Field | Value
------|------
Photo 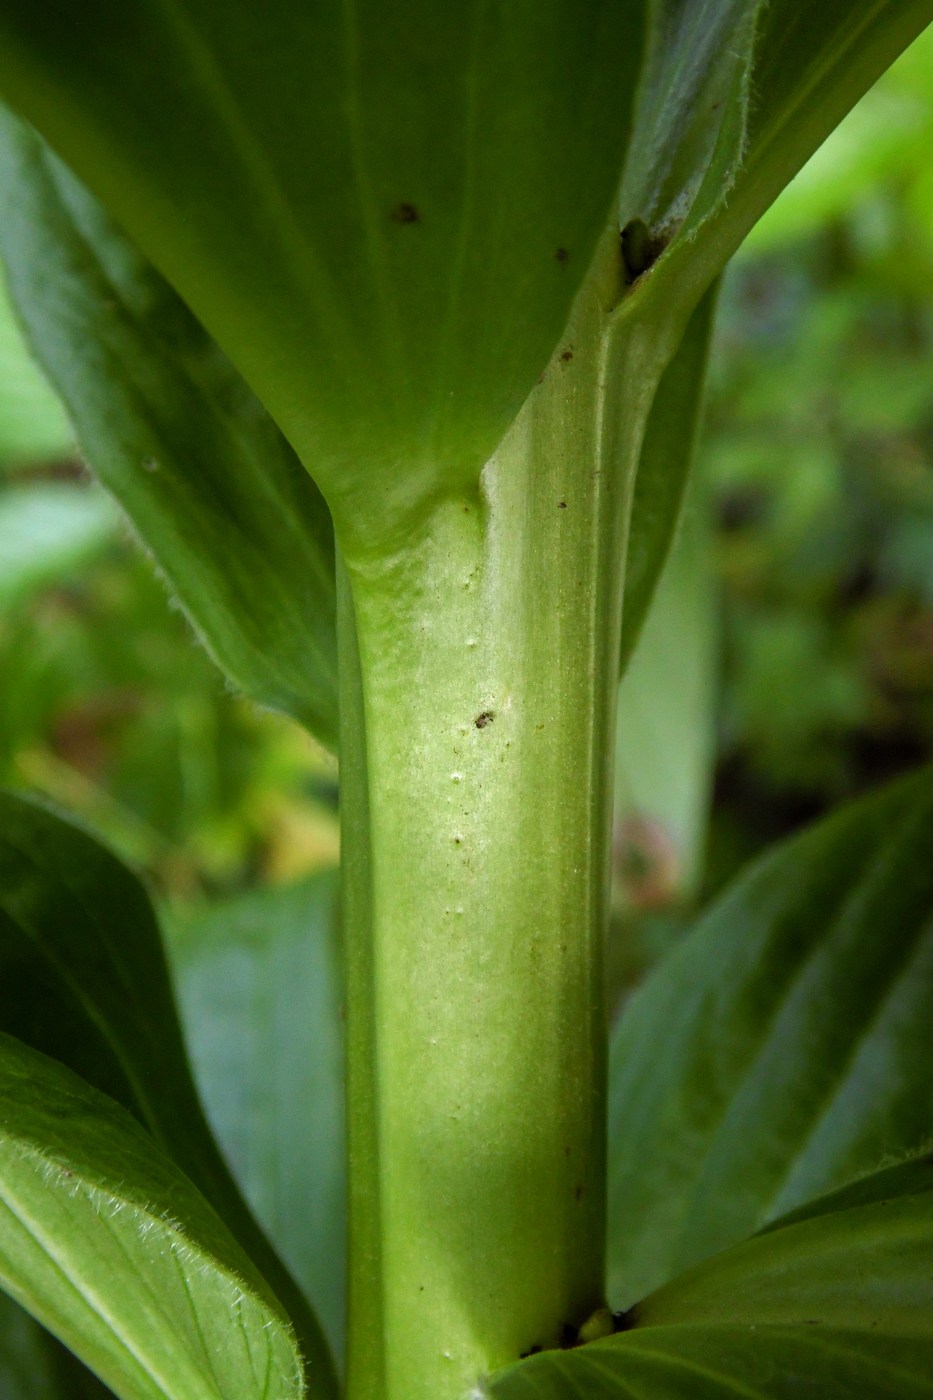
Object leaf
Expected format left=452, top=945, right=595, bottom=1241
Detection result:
left=631, top=1154, right=933, bottom=1330
left=0, top=789, right=337, bottom=1395
left=485, top=1156, right=933, bottom=1398
left=619, top=281, right=718, bottom=676
left=0, top=1290, right=111, bottom=1399
left=0, top=1033, right=304, bottom=1400
left=614, top=478, right=716, bottom=907
left=607, top=767, right=933, bottom=1306
left=0, top=2, right=646, bottom=556
left=0, top=483, right=118, bottom=608
left=617, top=1, right=933, bottom=340
left=0, top=114, right=338, bottom=748
left=169, top=875, right=346, bottom=1357
left=0, top=267, right=72, bottom=468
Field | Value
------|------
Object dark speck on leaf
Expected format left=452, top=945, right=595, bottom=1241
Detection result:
left=558, top=501, right=567, bottom=510
left=555, top=247, right=569, bottom=263
left=560, top=348, right=573, bottom=362
left=392, top=202, right=420, bottom=224
left=475, top=711, right=495, bottom=729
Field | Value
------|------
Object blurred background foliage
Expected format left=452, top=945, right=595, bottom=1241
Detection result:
left=2, top=25, right=933, bottom=985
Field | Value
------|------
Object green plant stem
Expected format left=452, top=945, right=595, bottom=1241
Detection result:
left=338, top=232, right=649, bottom=1399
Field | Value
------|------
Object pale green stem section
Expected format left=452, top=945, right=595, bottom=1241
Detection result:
left=339, top=233, right=654, bottom=1400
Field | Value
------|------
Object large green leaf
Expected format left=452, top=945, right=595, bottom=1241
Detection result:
left=608, top=768, right=933, bottom=1306
left=485, top=1156, right=933, bottom=1398
left=0, top=789, right=337, bottom=1395
left=0, top=2, right=644, bottom=556
left=0, top=483, right=118, bottom=608
left=0, top=1033, right=304, bottom=1400
left=170, top=875, right=346, bottom=1358
left=0, top=115, right=338, bottom=746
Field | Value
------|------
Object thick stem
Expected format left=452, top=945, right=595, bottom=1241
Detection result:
left=339, top=234, right=643, bottom=1400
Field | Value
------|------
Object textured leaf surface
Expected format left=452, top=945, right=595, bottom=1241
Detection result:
left=0, top=483, right=118, bottom=607
left=0, top=1, right=644, bottom=555
left=486, top=1157, right=933, bottom=1398
left=0, top=114, right=338, bottom=746
left=608, top=768, right=933, bottom=1306
left=0, top=790, right=336, bottom=1394
left=170, top=875, right=345, bottom=1356
left=0, top=1034, right=303, bottom=1400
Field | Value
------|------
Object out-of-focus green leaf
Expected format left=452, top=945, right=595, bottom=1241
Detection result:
left=620, top=282, right=718, bottom=677
left=486, top=1156, right=933, bottom=1398
left=614, top=479, right=716, bottom=908
left=0, top=1034, right=305, bottom=1400
left=0, top=115, right=338, bottom=748
left=0, top=789, right=336, bottom=1395
left=0, top=267, right=72, bottom=468
left=608, top=768, right=933, bottom=1306
left=170, top=874, right=345, bottom=1357
left=0, top=3, right=644, bottom=557
left=0, top=484, right=118, bottom=608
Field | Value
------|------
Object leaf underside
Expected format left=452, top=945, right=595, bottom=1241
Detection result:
left=0, top=790, right=336, bottom=1393
left=0, top=1033, right=304, bottom=1400
left=0, top=1, right=645, bottom=553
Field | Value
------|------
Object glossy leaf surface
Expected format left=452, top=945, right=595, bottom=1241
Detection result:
left=170, top=875, right=346, bottom=1356
left=0, top=1034, right=303, bottom=1400
left=608, top=768, right=933, bottom=1306
left=0, top=790, right=336, bottom=1394
left=0, top=2, right=643, bottom=555
left=0, top=114, right=338, bottom=746
left=486, top=1157, right=933, bottom=1398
